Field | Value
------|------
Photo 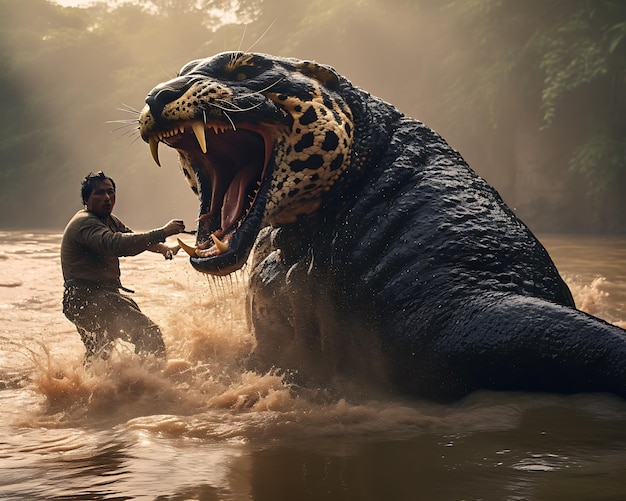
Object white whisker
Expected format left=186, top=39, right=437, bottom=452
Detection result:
left=233, top=78, right=284, bottom=100
left=151, top=59, right=176, bottom=80
left=223, top=110, right=237, bottom=131
left=118, top=103, right=142, bottom=115
left=109, top=123, right=139, bottom=133
left=245, top=20, right=276, bottom=53
left=236, top=24, right=248, bottom=53
left=120, top=130, right=139, bottom=140
left=105, top=119, right=139, bottom=125
left=214, top=99, right=264, bottom=113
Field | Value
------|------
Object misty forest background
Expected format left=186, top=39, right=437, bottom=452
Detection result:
left=0, top=0, right=625, bottom=233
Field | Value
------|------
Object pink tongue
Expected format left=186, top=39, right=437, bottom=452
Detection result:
left=221, top=162, right=258, bottom=231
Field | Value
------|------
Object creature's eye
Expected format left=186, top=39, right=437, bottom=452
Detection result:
left=235, top=72, right=247, bottom=81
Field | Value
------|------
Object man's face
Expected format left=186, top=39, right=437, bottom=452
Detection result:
left=86, top=179, right=116, bottom=218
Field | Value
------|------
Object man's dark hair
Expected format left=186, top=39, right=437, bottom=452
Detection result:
left=81, top=171, right=115, bottom=204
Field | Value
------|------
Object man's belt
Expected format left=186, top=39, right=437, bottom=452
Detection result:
left=64, top=279, right=135, bottom=293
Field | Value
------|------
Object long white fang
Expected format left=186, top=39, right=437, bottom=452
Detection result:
left=149, top=137, right=161, bottom=167
left=211, top=233, right=229, bottom=253
left=192, top=121, right=207, bottom=153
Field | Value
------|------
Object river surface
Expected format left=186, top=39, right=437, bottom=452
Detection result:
left=0, top=230, right=625, bottom=500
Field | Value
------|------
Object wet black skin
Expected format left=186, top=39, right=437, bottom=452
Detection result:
left=247, top=116, right=626, bottom=401
left=144, top=53, right=626, bottom=401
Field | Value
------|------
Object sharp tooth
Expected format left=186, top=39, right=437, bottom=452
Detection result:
left=211, top=233, right=229, bottom=254
left=149, top=137, right=161, bottom=167
left=192, top=121, right=207, bottom=153
left=177, top=238, right=198, bottom=256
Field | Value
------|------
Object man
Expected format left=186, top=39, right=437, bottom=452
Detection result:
left=61, top=171, right=186, bottom=363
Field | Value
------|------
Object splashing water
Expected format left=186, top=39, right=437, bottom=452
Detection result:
left=18, top=253, right=438, bottom=443
left=1, top=231, right=626, bottom=500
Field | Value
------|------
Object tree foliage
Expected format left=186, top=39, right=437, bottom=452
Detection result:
left=0, top=0, right=624, bottom=231
left=422, top=0, right=626, bottom=228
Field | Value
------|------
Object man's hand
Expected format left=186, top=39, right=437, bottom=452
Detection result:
left=148, top=220, right=185, bottom=258
left=148, top=242, right=181, bottom=259
left=161, top=219, right=186, bottom=237
left=163, top=244, right=181, bottom=260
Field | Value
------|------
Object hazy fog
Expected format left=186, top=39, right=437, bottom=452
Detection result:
left=1, top=0, right=624, bottom=232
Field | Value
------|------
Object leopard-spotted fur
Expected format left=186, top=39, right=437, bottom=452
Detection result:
left=139, top=53, right=355, bottom=240
left=263, top=87, right=353, bottom=224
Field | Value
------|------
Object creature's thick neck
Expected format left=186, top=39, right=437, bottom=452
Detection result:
left=314, top=84, right=404, bottom=222
left=345, top=83, right=404, bottom=178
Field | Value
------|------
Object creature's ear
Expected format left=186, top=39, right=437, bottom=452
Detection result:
left=297, top=60, right=340, bottom=89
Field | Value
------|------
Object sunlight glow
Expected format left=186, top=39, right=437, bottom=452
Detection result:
left=50, top=0, right=130, bottom=7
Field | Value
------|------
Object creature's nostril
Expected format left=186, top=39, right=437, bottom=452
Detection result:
left=145, top=76, right=195, bottom=111
left=146, top=88, right=181, bottom=112
left=144, top=85, right=187, bottom=125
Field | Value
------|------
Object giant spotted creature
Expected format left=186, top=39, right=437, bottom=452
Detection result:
left=139, top=52, right=626, bottom=401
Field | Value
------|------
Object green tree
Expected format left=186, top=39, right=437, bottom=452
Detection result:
left=429, top=0, right=626, bottom=229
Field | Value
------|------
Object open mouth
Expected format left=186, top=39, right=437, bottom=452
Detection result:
left=146, top=119, right=275, bottom=275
